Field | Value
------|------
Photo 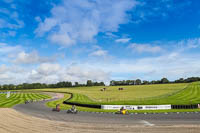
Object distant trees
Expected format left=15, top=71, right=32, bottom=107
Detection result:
left=109, top=77, right=200, bottom=86
left=135, top=79, right=142, bottom=85
left=0, top=80, right=105, bottom=90
left=110, top=80, right=135, bottom=86
left=161, top=78, right=169, bottom=84
left=1, top=76, right=200, bottom=90
left=175, top=77, right=200, bottom=83
left=87, top=80, right=105, bottom=86
left=86, top=80, right=93, bottom=86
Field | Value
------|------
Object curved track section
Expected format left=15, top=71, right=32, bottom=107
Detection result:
left=13, top=99, right=200, bottom=126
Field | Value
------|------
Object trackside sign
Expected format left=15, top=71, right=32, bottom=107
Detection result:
left=101, top=105, right=171, bottom=110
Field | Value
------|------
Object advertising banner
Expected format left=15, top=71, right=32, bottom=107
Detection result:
left=101, top=105, right=171, bottom=110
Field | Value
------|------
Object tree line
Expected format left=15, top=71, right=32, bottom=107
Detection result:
left=0, top=80, right=105, bottom=90
left=0, top=77, right=200, bottom=90
left=110, top=77, right=200, bottom=86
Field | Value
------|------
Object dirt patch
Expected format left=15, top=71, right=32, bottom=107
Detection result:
left=0, top=108, right=200, bottom=133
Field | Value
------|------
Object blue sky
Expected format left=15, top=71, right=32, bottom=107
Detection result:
left=0, top=0, right=200, bottom=84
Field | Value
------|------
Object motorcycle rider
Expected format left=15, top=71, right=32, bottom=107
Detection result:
left=71, top=105, right=77, bottom=112
left=120, top=106, right=127, bottom=114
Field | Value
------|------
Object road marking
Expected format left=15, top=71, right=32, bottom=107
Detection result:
left=140, top=120, right=155, bottom=126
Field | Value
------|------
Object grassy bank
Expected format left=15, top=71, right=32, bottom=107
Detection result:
left=0, top=93, right=51, bottom=108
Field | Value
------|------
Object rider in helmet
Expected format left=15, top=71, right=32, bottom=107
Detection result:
left=120, top=106, right=127, bottom=114
left=71, top=105, right=77, bottom=112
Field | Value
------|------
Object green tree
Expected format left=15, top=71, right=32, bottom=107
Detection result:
left=161, top=78, right=169, bottom=84
left=86, top=80, right=93, bottom=86
left=135, top=79, right=141, bottom=85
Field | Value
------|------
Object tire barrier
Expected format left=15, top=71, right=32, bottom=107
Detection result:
left=63, top=101, right=101, bottom=109
left=171, top=104, right=198, bottom=109
left=62, top=92, right=101, bottom=109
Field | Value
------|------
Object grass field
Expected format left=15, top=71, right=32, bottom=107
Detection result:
left=37, top=83, right=188, bottom=101
left=67, top=82, right=200, bottom=105
left=42, top=82, right=200, bottom=105
left=46, top=93, right=200, bottom=113
left=0, top=93, right=51, bottom=108
left=32, top=83, right=189, bottom=105
left=1, top=82, right=200, bottom=112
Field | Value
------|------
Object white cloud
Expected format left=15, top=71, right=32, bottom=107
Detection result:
left=0, top=43, right=53, bottom=65
left=35, top=16, right=42, bottom=23
left=37, top=63, right=61, bottom=76
left=1, top=37, right=200, bottom=84
left=49, top=33, right=76, bottom=46
left=128, top=43, right=162, bottom=53
left=0, top=43, right=23, bottom=56
left=178, top=38, right=200, bottom=49
left=115, top=38, right=131, bottom=43
left=35, top=0, right=138, bottom=46
left=89, top=45, right=109, bottom=58
left=0, top=64, right=28, bottom=85
left=0, top=9, right=24, bottom=31
left=0, top=64, right=8, bottom=74
left=28, top=63, right=110, bottom=84
left=13, top=51, right=56, bottom=65
left=90, top=49, right=108, bottom=57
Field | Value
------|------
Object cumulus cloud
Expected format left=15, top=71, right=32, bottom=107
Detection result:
left=128, top=43, right=162, bottom=53
left=13, top=51, right=57, bottom=65
left=0, top=64, right=8, bottom=74
left=0, top=43, right=23, bottom=58
left=2, top=37, right=200, bottom=84
left=35, top=0, right=138, bottom=46
left=89, top=45, right=109, bottom=59
left=0, top=43, right=57, bottom=65
left=28, top=63, right=110, bottom=84
left=0, top=64, right=28, bottom=84
left=115, top=38, right=131, bottom=43
left=37, top=63, right=61, bottom=76
left=90, top=49, right=108, bottom=57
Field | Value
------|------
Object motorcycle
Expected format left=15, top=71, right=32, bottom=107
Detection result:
left=66, top=109, right=78, bottom=114
left=115, top=109, right=129, bottom=115
left=52, top=104, right=61, bottom=112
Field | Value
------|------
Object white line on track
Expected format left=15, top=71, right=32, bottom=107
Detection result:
left=140, top=120, right=155, bottom=126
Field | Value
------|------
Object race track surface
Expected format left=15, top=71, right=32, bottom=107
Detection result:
left=13, top=99, right=200, bottom=126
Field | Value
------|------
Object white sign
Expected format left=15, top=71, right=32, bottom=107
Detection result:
left=6, top=91, right=10, bottom=98
left=101, top=105, right=171, bottom=110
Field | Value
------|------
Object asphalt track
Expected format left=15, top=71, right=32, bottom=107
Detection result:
left=13, top=98, right=200, bottom=126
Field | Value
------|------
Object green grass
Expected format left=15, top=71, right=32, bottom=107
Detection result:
left=2, top=82, right=200, bottom=113
left=38, top=83, right=188, bottom=101
left=46, top=93, right=200, bottom=113
left=0, top=93, right=51, bottom=108
left=66, top=82, right=200, bottom=105
left=26, top=83, right=188, bottom=104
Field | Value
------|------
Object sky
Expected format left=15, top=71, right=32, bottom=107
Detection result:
left=0, top=0, right=200, bottom=85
